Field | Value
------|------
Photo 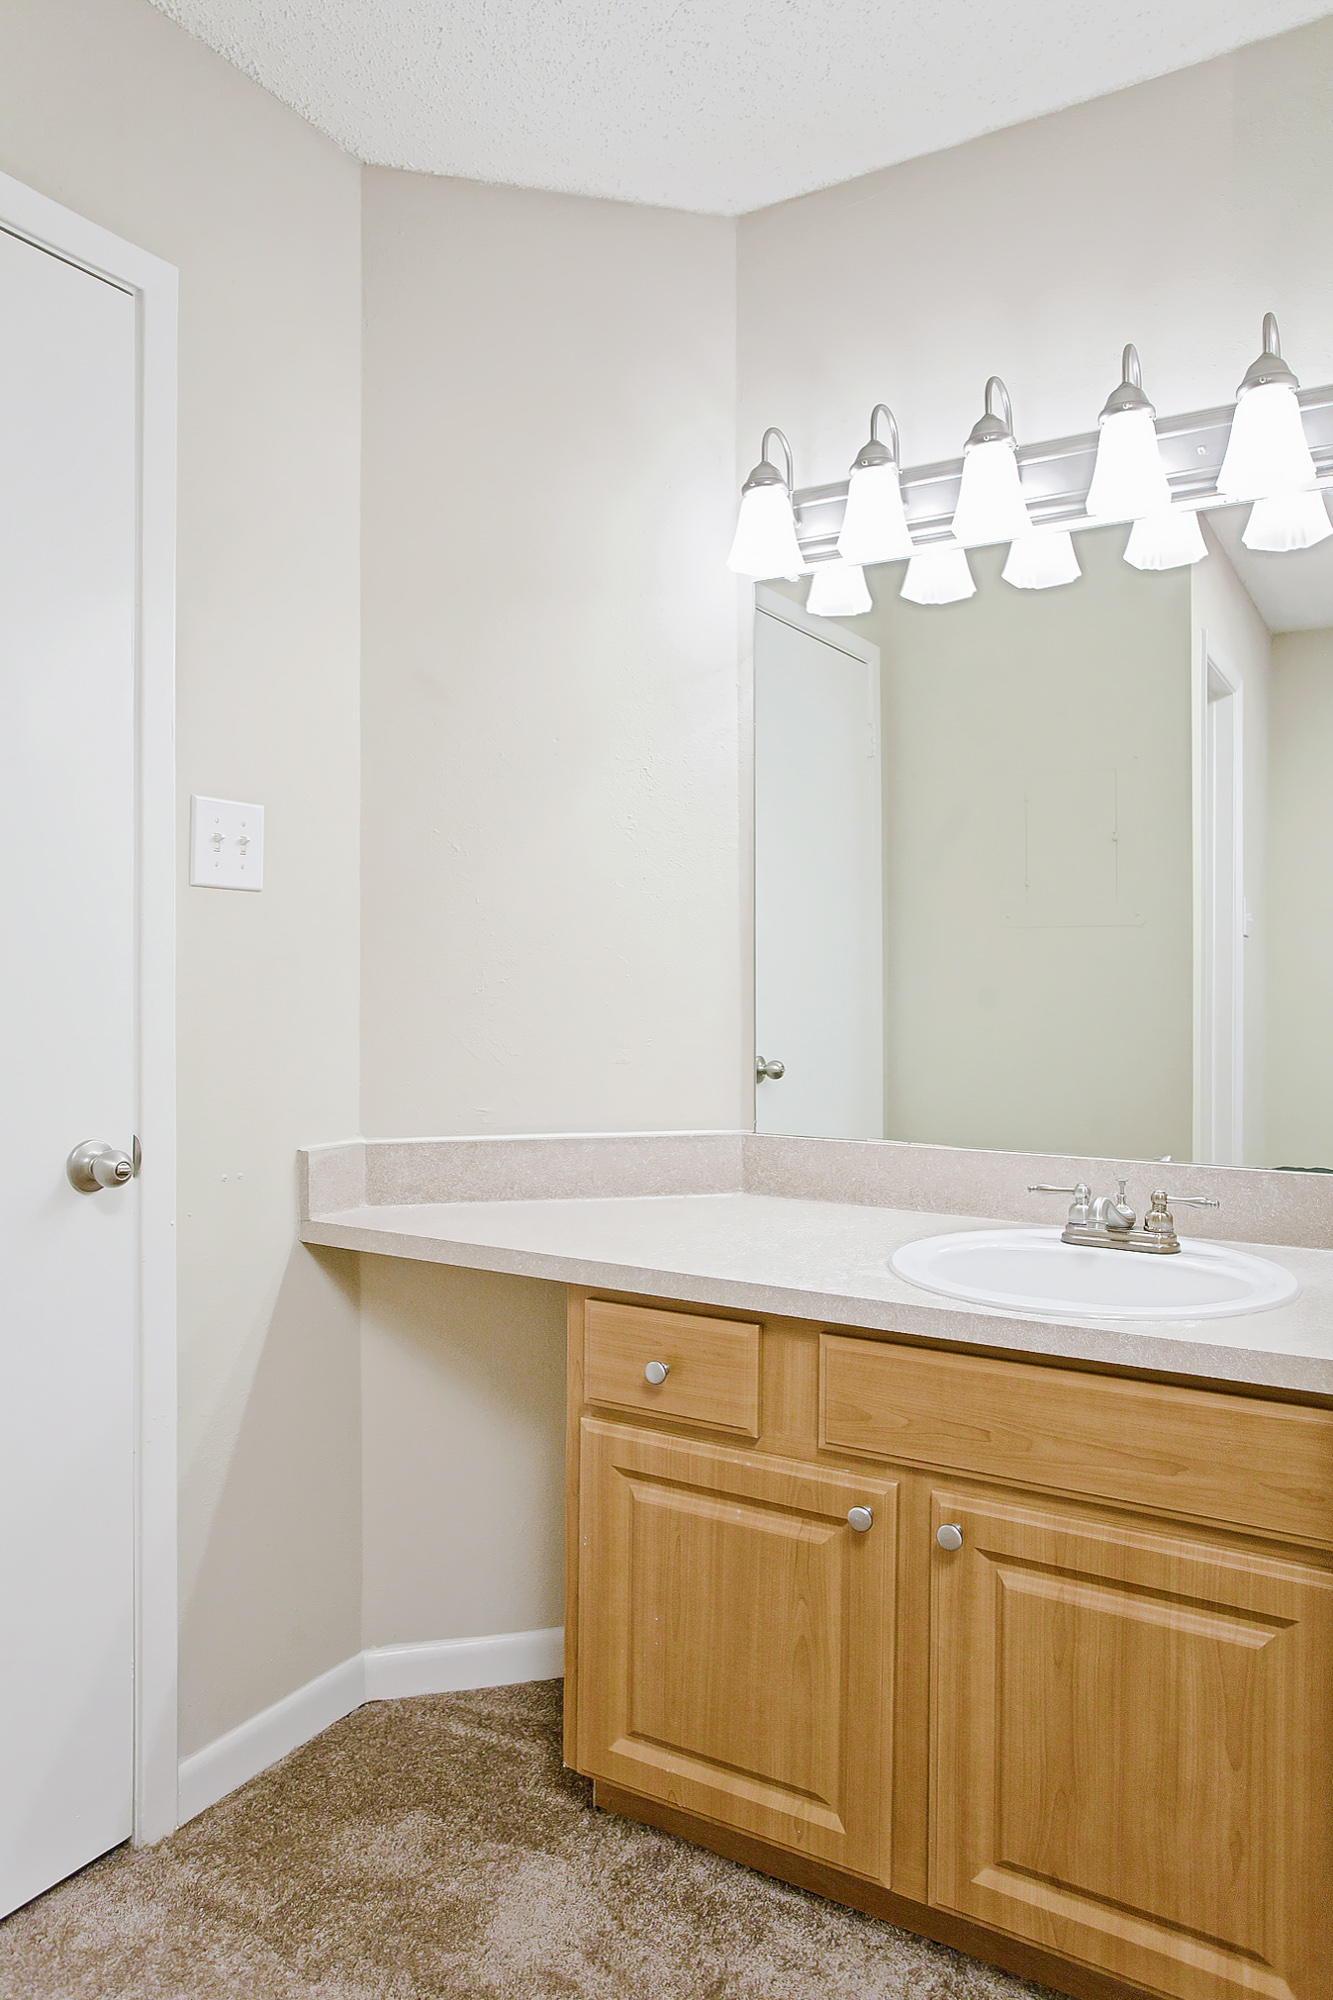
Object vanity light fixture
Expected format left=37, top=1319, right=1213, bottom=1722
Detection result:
left=727, top=427, right=805, bottom=579
left=949, top=377, right=1032, bottom=548
left=1085, top=345, right=1171, bottom=522
left=1241, top=488, right=1333, bottom=552
left=806, top=559, right=872, bottom=617
left=835, top=404, right=914, bottom=565
left=1001, top=527, right=1082, bottom=590
left=900, top=542, right=975, bottom=605
left=1123, top=507, right=1208, bottom=571
left=1217, top=313, right=1317, bottom=504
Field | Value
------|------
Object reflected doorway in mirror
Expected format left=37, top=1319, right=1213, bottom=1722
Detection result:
left=753, top=588, right=883, bottom=1139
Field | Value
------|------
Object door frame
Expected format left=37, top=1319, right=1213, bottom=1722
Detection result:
left=1192, top=629, right=1246, bottom=1166
left=0, top=170, right=178, bottom=1845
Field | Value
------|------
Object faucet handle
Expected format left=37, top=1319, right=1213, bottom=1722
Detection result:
left=1029, top=1181, right=1092, bottom=1224
left=1145, top=1189, right=1220, bottom=1242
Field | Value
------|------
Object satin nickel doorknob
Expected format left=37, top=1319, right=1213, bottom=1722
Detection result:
left=847, top=1506, right=873, bottom=1532
left=644, top=1361, right=669, bottom=1386
left=755, top=1056, right=785, bottom=1082
left=936, top=1524, right=964, bottom=1551
left=66, top=1140, right=135, bottom=1193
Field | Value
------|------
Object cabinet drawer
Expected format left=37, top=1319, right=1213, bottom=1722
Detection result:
left=821, top=1334, right=1333, bottom=1544
left=584, top=1300, right=760, bottom=1439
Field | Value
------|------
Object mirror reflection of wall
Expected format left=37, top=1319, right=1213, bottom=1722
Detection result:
left=753, top=508, right=1333, bottom=1169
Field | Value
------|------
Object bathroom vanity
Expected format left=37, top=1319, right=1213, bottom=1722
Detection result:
left=301, top=1133, right=1333, bottom=2000
left=565, top=1287, right=1332, bottom=2000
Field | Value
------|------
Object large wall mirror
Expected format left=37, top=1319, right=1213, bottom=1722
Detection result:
left=753, top=508, right=1333, bottom=1169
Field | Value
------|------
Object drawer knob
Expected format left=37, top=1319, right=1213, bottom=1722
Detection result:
left=936, top=1523, right=964, bottom=1551
left=644, top=1361, right=670, bottom=1386
left=847, top=1506, right=873, bottom=1533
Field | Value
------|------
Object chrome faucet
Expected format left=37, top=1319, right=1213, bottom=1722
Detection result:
left=1090, top=1177, right=1136, bottom=1232
left=1029, top=1180, right=1219, bottom=1254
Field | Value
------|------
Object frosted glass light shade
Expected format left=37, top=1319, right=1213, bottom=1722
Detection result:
left=1002, top=528, right=1082, bottom=590
left=901, top=544, right=975, bottom=605
left=837, top=460, right=913, bottom=565
left=807, top=560, right=872, bottom=617
left=726, top=482, right=804, bottom=579
left=1242, top=489, right=1333, bottom=552
left=950, top=438, right=1031, bottom=547
left=1217, top=382, right=1317, bottom=501
left=1085, top=408, right=1171, bottom=521
left=1123, top=508, right=1208, bottom=571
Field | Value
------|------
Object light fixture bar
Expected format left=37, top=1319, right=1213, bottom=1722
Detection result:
left=790, top=382, right=1333, bottom=560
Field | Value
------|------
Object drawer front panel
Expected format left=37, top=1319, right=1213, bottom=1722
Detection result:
left=821, top=1334, right=1333, bottom=1543
left=584, top=1299, right=760, bottom=1438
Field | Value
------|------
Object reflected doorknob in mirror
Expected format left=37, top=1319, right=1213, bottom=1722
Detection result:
left=66, top=1140, right=135, bottom=1193
left=937, top=1523, right=964, bottom=1551
left=644, top=1361, right=669, bottom=1386
left=756, top=1056, right=785, bottom=1082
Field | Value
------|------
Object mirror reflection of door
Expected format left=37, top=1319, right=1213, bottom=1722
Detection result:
left=752, top=510, right=1333, bottom=1170
left=1195, top=644, right=1245, bottom=1166
left=753, top=591, right=883, bottom=1139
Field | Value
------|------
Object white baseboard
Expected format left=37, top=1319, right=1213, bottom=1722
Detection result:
left=363, top=1626, right=564, bottom=1700
left=176, top=1626, right=563, bottom=1826
left=177, top=1653, right=366, bottom=1827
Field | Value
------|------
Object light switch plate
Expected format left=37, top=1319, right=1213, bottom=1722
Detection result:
left=190, top=796, right=264, bottom=890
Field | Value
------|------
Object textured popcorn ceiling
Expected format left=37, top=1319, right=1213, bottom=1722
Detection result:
left=150, top=0, right=1330, bottom=214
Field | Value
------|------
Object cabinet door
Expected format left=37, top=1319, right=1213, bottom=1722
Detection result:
left=577, top=1417, right=896, bottom=1882
left=930, top=1489, right=1333, bottom=2000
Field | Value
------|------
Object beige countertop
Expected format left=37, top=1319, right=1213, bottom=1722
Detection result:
left=301, top=1186, right=1333, bottom=1397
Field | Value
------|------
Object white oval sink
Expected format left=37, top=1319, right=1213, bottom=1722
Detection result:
left=890, top=1227, right=1298, bottom=1321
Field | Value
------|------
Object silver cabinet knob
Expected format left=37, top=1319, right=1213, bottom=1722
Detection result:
left=66, top=1140, right=135, bottom=1193
left=755, top=1056, right=785, bottom=1082
left=644, top=1361, right=669, bottom=1386
left=936, top=1523, right=964, bottom=1551
left=847, top=1506, right=873, bottom=1532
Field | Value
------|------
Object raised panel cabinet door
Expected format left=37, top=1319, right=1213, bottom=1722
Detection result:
left=930, top=1490, right=1333, bottom=2000
left=576, top=1418, right=897, bottom=1882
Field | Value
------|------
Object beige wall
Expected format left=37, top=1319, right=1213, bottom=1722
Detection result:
left=1267, top=627, right=1333, bottom=1168
left=360, top=1262, right=566, bottom=1648
left=0, top=0, right=364, bottom=1753
left=357, top=170, right=741, bottom=1653
left=360, top=169, right=743, bottom=1139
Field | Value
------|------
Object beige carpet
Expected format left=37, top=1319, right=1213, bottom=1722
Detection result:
left=0, top=1681, right=1059, bottom=1999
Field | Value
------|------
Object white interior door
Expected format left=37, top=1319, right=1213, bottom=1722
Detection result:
left=0, top=227, right=139, bottom=1915
left=754, top=594, right=883, bottom=1139
left=1196, top=644, right=1245, bottom=1166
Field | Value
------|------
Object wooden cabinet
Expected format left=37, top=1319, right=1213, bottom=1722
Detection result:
left=575, top=1417, right=897, bottom=1881
left=929, top=1487, right=1333, bottom=2000
left=568, top=1292, right=1333, bottom=2000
